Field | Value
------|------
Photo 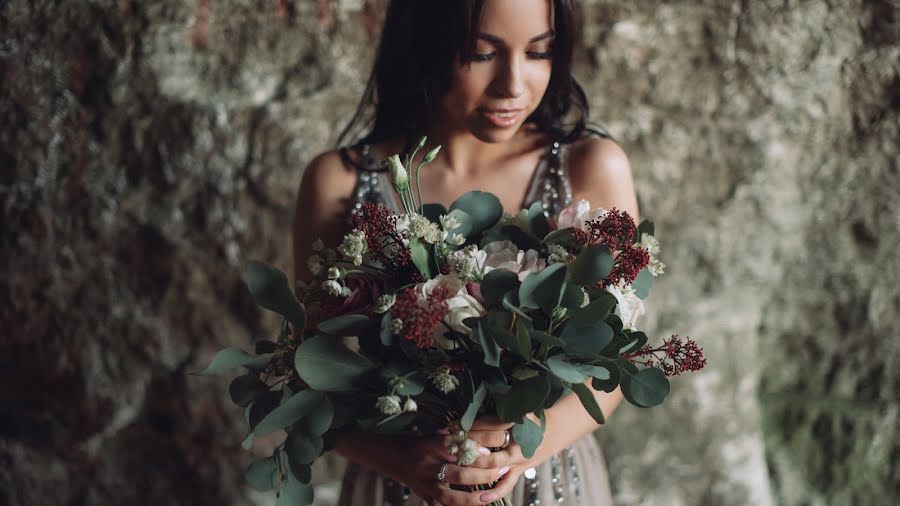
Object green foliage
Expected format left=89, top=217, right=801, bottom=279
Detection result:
left=253, top=389, right=329, bottom=437
left=559, top=320, right=613, bottom=356
left=461, top=383, right=487, bottom=431
left=474, top=319, right=501, bottom=367
left=519, top=263, right=568, bottom=314
left=621, top=366, right=670, bottom=407
left=512, top=415, right=544, bottom=459
left=495, top=374, right=551, bottom=422
left=547, top=355, right=588, bottom=383
left=318, top=314, right=372, bottom=336
left=246, top=456, right=278, bottom=492
left=572, top=383, right=605, bottom=424
left=569, top=244, right=613, bottom=286
left=481, top=269, right=520, bottom=306
left=632, top=268, right=654, bottom=299
left=523, top=201, right=551, bottom=238
left=569, top=292, right=617, bottom=326
left=635, top=219, right=655, bottom=241
left=450, top=191, right=504, bottom=236
left=285, top=430, right=323, bottom=465
left=276, top=473, right=314, bottom=506
left=294, top=335, right=375, bottom=392
left=245, top=261, right=306, bottom=330
left=230, top=374, right=266, bottom=407
left=409, top=236, right=433, bottom=278
left=196, top=348, right=273, bottom=376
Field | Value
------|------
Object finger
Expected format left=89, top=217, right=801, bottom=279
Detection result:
left=467, top=443, right=523, bottom=469
left=467, top=429, right=508, bottom=448
left=469, top=416, right=514, bottom=432
left=435, top=485, right=501, bottom=506
left=444, top=463, right=511, bottom=487
left=479, top=467, right=522, bottom=502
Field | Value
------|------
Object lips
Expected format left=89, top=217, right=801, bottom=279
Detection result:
left=479, top=107, right=525, bottom=128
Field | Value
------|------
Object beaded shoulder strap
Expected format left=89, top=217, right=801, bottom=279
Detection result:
left=341, top=143, right=401, bottom=219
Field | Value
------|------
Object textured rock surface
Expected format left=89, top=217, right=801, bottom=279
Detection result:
left=1, top=1, right=896, bottom=505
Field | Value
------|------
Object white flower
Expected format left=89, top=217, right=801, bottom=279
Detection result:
left=429, top=368, right=460, bottom=394
left=326, top=267, right=341, bottom=280
left=337, top=229, right=367, bottom=266
left=638, top=233, right=666, bottom=276
left=546, top=243, right=573, bottom=265
left=322, top=280, right=344, bottom=297
left=373, top=293, right=396, bottom=314
left=458, top=438, right=480, bottom=466
left=557, top=199, right=608, bottom=231
left=307, top=254, right=323, bottom=276
left=417, top=275, right=485, bottom=335
left=605, top=282, right=646, bottom=330
left=391, top=318, right=404, bottom=333
left=409, top=214, right=444, bottom=244
left=446, top=233, right=466, bottom=246
left=440, top=214, right=462, bottom=231
left=403, top=397, right=418, bottom=413
left=476, top=241, right=546, bottom=281
left=448, top=245, right=479, bottom=279
left=386, top=155, right=408, bottom=189
left=311, top=239, right=324, bottom=252
left=376, top=395, right=402, bottom=416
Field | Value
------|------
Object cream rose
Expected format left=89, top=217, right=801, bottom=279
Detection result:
left=556, top=199, right=609, bottom=231
left=415, top=275, right=486, bottom=349
left=475, top=241, right=546, bottom=281
left=605, top=282, right=646, bottom=330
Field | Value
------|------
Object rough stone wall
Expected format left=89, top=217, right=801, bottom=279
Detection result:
left=1, top=1, right=896, bottom=506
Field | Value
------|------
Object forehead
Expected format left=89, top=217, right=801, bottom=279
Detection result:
left=477, top=0, right=554, bottom=41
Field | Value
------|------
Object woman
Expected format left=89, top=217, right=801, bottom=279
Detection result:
left=293, top=1, right=637, bottom=504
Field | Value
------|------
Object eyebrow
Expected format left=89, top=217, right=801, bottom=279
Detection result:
left=477, top=30, right=555, bottom=44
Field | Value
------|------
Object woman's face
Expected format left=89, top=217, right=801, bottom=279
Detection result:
left=438, top=0, right=555, bottom=143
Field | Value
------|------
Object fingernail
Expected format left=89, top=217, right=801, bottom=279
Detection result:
left=436, top=429, right=450, bottom=435
left=498, top=466, right=510, bottom=477
left=480, top=492, right=497, bottom=502
left=478, top=447, right=491, bottom=456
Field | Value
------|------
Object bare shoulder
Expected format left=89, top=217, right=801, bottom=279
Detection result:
left=293, top=149, right=359, bottom=281
left=566, top=134, right=639, bottom=219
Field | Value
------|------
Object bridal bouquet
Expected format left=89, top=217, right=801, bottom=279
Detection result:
left=197, top=138, right=706, bottom=506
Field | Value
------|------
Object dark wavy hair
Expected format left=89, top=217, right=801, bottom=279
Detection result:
left=336, top=0, right=589, bottom=148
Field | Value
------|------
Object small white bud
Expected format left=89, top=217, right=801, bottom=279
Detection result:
left=386, top=155, right=408, bottom=189
left=403, top=397, right=418, bottom=413
left=373, top=293, right=397, bottom=314
left=326, top=267, right=341, bottom=280
left=375, top=395, right=402, bottom=416
left=422, top=145, right=441, bottom=164
left=322, top=280, right=343, bottom=297
left=391, top=318, right=404, bottom=333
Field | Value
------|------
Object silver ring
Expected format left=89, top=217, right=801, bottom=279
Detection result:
left=499, top=429, right=511, bottom=449
left=436, top=463, right=448, bottom=483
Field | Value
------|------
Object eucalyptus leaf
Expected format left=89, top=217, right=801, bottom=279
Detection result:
left=248, top=390, right=282, bottom=429
left=495, top=374, right=551, bottom=423
left=559, top=320, right=613, bottom=356
left=230, top=374, right=266, bottom=408
left=524, top=201, right=550, bottom=238
left=421, top=203, right=448, bottom=223
left=572, top=383, right=606, bottom=424
left=474, top=320, right=501, bottom=367
left=542, top=228, right=578, bottom=248
left=619, top=331, right=648, bottom=355
left=285, top=430, right=324, bottom=466
left=529, top=330, right=566, bottom=347
left=519, top=264, right=567, bottom=314
left=481, top=269, right=520, bottom=306
left=512, top=417, right=544, bottom=459
left=635, top=220, right=655, bottom=241
left=559, top=282, right=586, bottom=310
left=621, top=366, right=670, bottom=407
left=632, top=269, right=654, bottom=300
left=569, top=292, right=618, bottom=326
left=253, top=389, right=325, bottom=437
left=574, top=363, right=612, bottom=380
left=246, top=456, right=278, bottom=492
left=372, top=412, right=416, bottom=434
left=246, top=261, right=306, bottom=330
left=449, top=191, right=504, bottom=234
left=546, top=355, right=588, bottom=383
left=318, top=314, right=373, bottom=337
left=276, top=472, right=314, bottom=506
left=380, top=312, right=395, bottom=346
left=295, top=394, right=334, bottom=437
left=196, top=348, right=273, bottom=376
left=502, top=292, right=532, bottom=321
left=569, top=244, right=613, bottom=286
left=461, top=383, right=487, bottom=431
left=294, top=335, right=375, bottom=392
left=513, top=317, right=533, bottom=359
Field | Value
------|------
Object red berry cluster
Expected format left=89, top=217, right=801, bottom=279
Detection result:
left=391, top=285, right=452, bottom=349
left=353, top=203, right=412, bottom=274
left=624, top=335, right=707, bottom=377
left=573, top=208, right=649, bottom=288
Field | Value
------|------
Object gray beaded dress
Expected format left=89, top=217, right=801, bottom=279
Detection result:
left=336, top=135, right=615, bottom=506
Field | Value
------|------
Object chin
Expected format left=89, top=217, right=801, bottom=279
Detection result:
left=468, top=122, right=524, bottom=144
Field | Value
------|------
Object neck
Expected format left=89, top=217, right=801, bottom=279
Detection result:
left=419, top=124, right=527, bottom=177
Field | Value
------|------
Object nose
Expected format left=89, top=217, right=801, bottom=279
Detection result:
left=491, top=54, right=526, bottom=98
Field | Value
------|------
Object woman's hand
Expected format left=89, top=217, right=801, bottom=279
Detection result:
left=466, top=417, right=532, bottom=472
left=382, top=432, right=514, bottom=506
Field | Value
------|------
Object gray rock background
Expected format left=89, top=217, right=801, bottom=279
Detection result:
left=1, top=0, right=896, bottom=505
